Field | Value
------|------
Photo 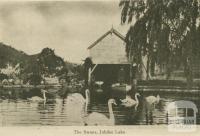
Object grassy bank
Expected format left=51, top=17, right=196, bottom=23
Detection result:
left=137, top=80, right=200, bottom=93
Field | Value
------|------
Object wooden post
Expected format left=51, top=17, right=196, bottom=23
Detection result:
left=90, top=64, right=98, bottom=74
left=88, top=68, right=91, bottom=85
left=130, top=63, right=132, bottom=85
left=88, top=64, right=98, bottom=86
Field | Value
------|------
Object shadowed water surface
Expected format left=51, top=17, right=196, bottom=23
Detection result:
left=0, top=88, right=200, bottom=126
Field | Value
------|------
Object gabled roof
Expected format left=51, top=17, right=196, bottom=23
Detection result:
left=87, top=28, right=125, bottom=49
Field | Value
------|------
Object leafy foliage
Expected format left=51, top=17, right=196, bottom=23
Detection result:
left=38, top=48, right=66, bottom=76
left=120, top=0, right=200, bottom=85
left=0, top=73, right=8, bottom=81
left=0, top=43, right=68, bottom=85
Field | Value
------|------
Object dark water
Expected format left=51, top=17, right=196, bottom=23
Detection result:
left=0, top=88, right=200, bottom=126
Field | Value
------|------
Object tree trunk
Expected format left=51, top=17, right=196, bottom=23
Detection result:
left=166, top=54, right=172, bottom=80
left=185, top=24, right=196, bottom=88
left=146, top=54, right=151, bottom=80
left=132, top=64, right=138, bottom=90
left=185, top=57, right=193, bottom=88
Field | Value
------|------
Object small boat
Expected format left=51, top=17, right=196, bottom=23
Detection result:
left=111, top=83, right=131, bottom=92
left=94, top=81, right=104, bottom=93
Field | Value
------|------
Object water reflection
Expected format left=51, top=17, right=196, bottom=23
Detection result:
left=0, top=88, right=200, bottom=126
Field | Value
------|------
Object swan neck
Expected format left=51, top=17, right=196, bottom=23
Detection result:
left=108, top=102, right=114, bottom=122
left=83, top=103, right=88, bottom=119
left=135, top=94, right=139, bottom=103
left=157, top=96, right=160, bottom=101
left=135, top=103, right=139, bottom=110
left=85, top=90, right=89, bottom=103
left=43, top=91, right=46, bottom=101
left=85, top=98, right=88, bottom=116
left=84, top=89, right=89, bottom=116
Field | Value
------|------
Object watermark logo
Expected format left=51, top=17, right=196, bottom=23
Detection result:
left=167, top=100, right=198, bottom=132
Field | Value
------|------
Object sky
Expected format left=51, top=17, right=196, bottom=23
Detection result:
left=0, top=0, right=130, bottom=63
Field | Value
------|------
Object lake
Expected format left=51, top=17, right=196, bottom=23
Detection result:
left=0, top=88, right=200, bottom=126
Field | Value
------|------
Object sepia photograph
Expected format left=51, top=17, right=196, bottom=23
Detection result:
left=0, top=0, right=200, bottom=135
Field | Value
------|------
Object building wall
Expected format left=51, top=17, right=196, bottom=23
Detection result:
left=89, top=33, right=129, bottom=64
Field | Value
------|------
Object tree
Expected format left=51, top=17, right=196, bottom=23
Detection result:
left=21, top=47, right=67, bottom=85
left=21, top=58, right=42, bottom=85
left=38, top=48, right=66, bottom=76
left=83, top=57, right=93, bottom=85
left=0, top=73, right=8, bottom=81
left=120, top=0, right=200, bottom=87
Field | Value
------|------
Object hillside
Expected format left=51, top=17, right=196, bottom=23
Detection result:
left=0, top=42, right=30, bottom=68
left=0, top=43, right=72, bottom=85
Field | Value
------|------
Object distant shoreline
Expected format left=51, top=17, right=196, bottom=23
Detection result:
left=1, top=83, right=200, bottom=93
left=0, top=84, right=62, bottom=89
left=137, top=85, right=200, bottom=93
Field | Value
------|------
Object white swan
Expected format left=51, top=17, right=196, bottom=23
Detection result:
left=65, top=89, right=89, bottom=125
left=66, top=89, right=117, bottom=126
left=27, top=89, right=47, bottom=102
left=67, top=89, right=90, bottom=105
left=84, top=99, right=117, bottom=126
left=145, top=94, right=160, bottom=106
left=120, top=93, right=140, bottom=110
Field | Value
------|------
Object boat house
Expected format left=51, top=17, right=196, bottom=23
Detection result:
left=87, top=28, right=132, bottom=86
left=86, top=28, right=200, bottom=91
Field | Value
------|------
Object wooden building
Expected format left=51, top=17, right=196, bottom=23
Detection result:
left=87, top=28, right=200, bottom=89
left=87, top=28, right=131, bottom=86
